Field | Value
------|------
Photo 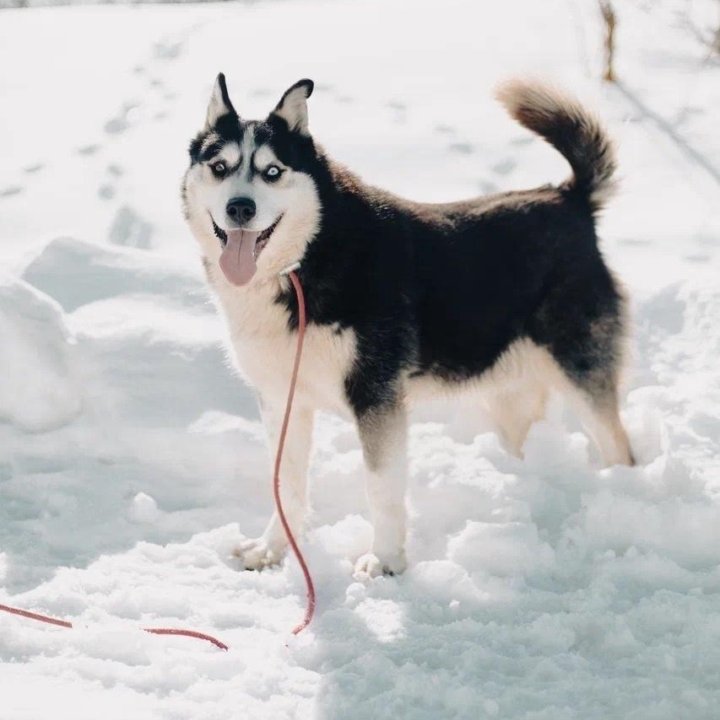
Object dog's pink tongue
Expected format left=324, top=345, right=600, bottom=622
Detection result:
left=219, top=229, right=260, bottom=286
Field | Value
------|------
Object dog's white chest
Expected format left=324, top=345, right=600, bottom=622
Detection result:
left=215, top=278, right=356, bottom=412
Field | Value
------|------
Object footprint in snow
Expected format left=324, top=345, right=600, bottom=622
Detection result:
left=23, top=163, right=45, bottom=174
left=98, top=184, right=115, bottom=200
left=153, top=38, right=183, bottom=61
left=448, top=141, right=474, bottom=155
left=108, top=205, right=153, bottom=249
left=491, top=158, right=516, bottom=175
left=0, top=186, right=23, bottom=198
left=435, top=123, right=456, bottom=136
left=684, top=253, right=710, bottom=263
left=77, top=144, right=100, bottom=156
left=98, top=164, right=123, bottom=200
left=104, top=102, right=141, bottom=135
left=509, top=135, right=534, bottom=147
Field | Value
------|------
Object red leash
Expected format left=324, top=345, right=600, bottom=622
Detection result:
left=275, top=269, right=315, bottom=635
left=0, top=602, right=228, bottom=650
left=0, top=268, right=314, bottom=648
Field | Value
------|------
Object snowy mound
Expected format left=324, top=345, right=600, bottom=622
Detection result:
left=22, top=236, right=202, bottom=312
left=0, top=276, right=81, bottom=431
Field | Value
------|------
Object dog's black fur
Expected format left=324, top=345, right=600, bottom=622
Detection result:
left=189, top=81, right=626, bottom=427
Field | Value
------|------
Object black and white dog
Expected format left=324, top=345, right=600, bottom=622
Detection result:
left=182, top=75, right=633, bottom=577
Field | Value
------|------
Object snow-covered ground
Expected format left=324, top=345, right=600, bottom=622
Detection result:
left=1, top=0, right=719, bottom=717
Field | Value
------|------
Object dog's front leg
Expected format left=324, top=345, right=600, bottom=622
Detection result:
left=234, top=401, right=314, bottom=570
left=353, top=402, right=408, bottom=578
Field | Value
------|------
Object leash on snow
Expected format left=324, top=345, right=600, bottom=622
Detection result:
left=0, top=603, right=229, bottom=651
left=0, top=266, right=315, bottom=648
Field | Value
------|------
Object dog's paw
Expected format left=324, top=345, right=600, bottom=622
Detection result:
left=353, top=551, right=407, bottom=580
left=233, top=536, right=286, bottom=571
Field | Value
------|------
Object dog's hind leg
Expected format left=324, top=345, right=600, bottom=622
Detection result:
left=556, top=313, right=635, bottom=467
left=487, top=382, right=548, bottom=458
left=545, top=315, right=634, bottom=467
left=568, top=381, right=634, bottom=467
left=353, top=402, right=409, bottom=578
left=530, top=265, right=634, bottom=467
left=234, top=402, right=315, bottom=570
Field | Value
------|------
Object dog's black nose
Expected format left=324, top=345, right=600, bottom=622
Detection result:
left=226, top=197, right=256, bottom=224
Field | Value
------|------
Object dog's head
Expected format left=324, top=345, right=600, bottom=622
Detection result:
left=182, top=74, right=322, bottom=286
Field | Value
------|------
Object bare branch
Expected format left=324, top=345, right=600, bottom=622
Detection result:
left=599, top=0, right=617, bottom=82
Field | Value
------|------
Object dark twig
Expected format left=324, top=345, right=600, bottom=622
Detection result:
left=599, top=0, right=618, bottom=82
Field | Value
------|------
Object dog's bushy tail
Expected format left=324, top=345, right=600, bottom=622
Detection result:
left=496, top=79, right=617, bottom=212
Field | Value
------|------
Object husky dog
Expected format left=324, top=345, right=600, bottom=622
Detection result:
left=182, top=75, right=634, bottom=577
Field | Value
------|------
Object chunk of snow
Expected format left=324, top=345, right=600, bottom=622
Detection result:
left=0, top=276, right=81, bottom=431
left=129, top=492, right=160, bottom=523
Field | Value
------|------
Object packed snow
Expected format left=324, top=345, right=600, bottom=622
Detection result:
left=1, top=0, right=719, bottom=718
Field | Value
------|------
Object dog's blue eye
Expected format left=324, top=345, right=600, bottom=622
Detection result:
left=263, top=165, right=282, bottom=181
left=211, top=161, right=227, bottom=177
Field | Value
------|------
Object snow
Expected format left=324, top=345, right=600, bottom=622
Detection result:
left=1, top=0, right=719, bottom=717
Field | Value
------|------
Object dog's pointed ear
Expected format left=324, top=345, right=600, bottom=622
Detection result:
left=270, top=79, right=314, bottom=135
left=206, top=73, right=237, bottom=127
